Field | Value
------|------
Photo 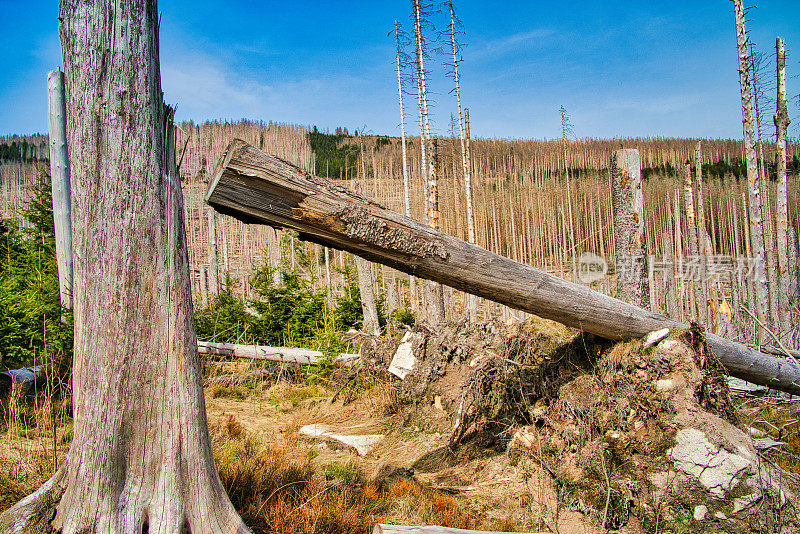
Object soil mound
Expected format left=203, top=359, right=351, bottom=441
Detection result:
left=367, top=319, right=799, bottom=533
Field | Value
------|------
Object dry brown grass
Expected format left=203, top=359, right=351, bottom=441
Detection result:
left=211, top=412, right=480, bottom=534
left=0, top=384, right=71, bottom=511
left=0, top=370, right=495, bottom=533
left=739, top=398, right=800, bottom=477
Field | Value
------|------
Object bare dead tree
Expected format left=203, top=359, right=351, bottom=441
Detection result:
left=695, top=141, right=710, bottom=326
left=412, top=0, right=446, bottom=324
left=733, top=0, right=769, bottom=342
left=774, top=36, right=792, bottom=332
left=0, top=0, right=249, bottom=530
left=560, top=106, right=578, bottom=282
left=444, top=0, right=477, bottom=321
left=751, top=43, right=780, bottom=331
left=394, top=20, right=418, bottom=310
left=612, top=149, right=650, bottom=309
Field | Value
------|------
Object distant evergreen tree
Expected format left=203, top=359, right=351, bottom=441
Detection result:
left=307, top=128, right=360, bottom=179
left=0, top=169, right=73, bottom=370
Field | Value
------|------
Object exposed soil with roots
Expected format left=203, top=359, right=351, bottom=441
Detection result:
left=364, top=318, right=800, bottom=533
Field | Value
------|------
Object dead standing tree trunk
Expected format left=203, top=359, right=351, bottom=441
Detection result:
left=611, top=149, right=650, bottom=310
left=354, top=174, right=380, bottom=336
left=394, top=20, right=418, bottom=311
left=208, top=209, right=220, bottom=297
left=0, top=1, right=249, bottom=531
left=447, top=0, right=477, bottom=322
left=206, top=139, right=800, bottom=395
left=695, top=142, right=711, bottom=328
left=751, top=44, right=781, bottom=332
left=734, top=0, right=769, bottom=342
left=683, top=161, right=700, bottom=321
left=774, top=36, right=791, bottom=333
left=47, top=69, right=73, bottom=312
left=413, top=0, right=446, bottom=324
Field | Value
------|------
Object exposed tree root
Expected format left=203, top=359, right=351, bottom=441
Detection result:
left=0, top=465, right=65, bottom=533
left=0, top=459, right=250, bottom=534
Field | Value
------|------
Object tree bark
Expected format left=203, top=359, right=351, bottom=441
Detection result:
left=1, top=1, right=249, bottom=531
left=611, top=149, right=650, bottom=310
left=206, top=139, right=800, bottom=395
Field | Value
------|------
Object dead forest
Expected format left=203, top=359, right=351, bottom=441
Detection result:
left=5, top=125, right=798, bottom=345
left=2, top=0, right=800, bottom=532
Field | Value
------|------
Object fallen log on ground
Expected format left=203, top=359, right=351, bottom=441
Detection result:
left=197, top=340, right=359, bottom=365
left=206, top=139, right=800, bottom=395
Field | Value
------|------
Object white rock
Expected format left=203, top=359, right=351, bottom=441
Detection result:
left=693, top=505, right=708, bottom=521
left=668, top=428, right=752, bottom=498
left=714, top=512, right=727, bottom=520
left=644, top=328, right=670, bottom=348
left=388, top=331, right=422, bottom=379
left=300, top=424, right=384, bottom=456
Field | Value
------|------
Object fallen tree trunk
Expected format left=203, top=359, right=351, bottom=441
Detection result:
left=197, top=340, right=359, bottom=365
left=206, top=139, right=800, bottom=395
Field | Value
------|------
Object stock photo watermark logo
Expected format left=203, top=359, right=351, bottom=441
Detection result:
left=576, top=253, right=762, bottom=283
left=577, top=252, right=608, bottom=283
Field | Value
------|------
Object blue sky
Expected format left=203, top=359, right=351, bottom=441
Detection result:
left=1, top=0, right=798, bottom=140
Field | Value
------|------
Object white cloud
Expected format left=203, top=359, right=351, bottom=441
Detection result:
left=159, top=47, right=391, bottom=130
left=473, top=28, right=557, bottom=57
left=161, top=51, right=276, bottom=121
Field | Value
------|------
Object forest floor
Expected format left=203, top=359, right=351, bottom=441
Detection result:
left=3, top=317, right=800, bottom=533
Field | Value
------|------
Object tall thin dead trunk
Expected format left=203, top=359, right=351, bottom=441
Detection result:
left=1, top=0, right=249, bottom=531
left=683, top=162, right=700, bottom=321
left=412, top=0, right=430, bottom=223
left=695, top=142, right=709, bottom=326
left=464, top=107, right=477, bottom=319
left=396, top=21, right=412, bottom=223
left=774, top=36, right=791, bottom=332
left=733, top=0, right=769, bottom=342
left=611, top=149, right=650, bottom=309
left=413, top=0, right=446, bottom=324
left=200, top=264, right=209, bottom=306
left=561, top=106, right=577, bottom=282
left=208, top=209, right=219, bottom=297
left=751, top=44, right=780, bottom=331
left=448, top=0, right=475, bottom=246
left=47, top=69, right=73, bottom=311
